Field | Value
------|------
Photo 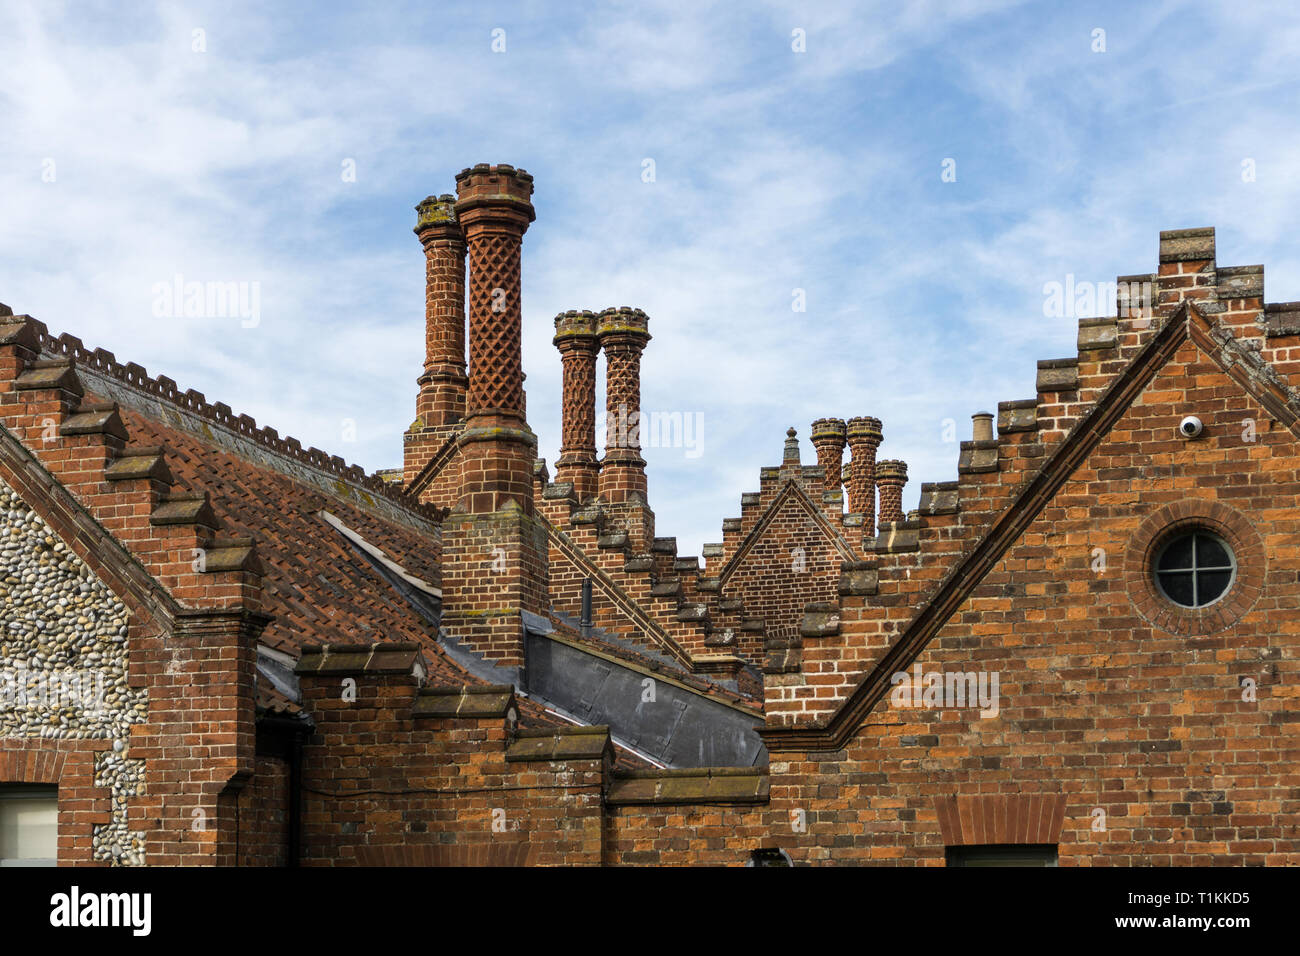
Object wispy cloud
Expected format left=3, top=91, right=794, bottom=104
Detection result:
left=2, top=0, right=1299, bottom=556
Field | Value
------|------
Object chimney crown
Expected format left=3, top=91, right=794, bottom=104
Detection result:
left=846, top=416, right=883, bottom=443
left=597, top=307, right=651, bottom=343
left=454, top=164, right=536, bottom=223
left=414, top=194, right=458, bottom=234
left=876, top=459, right=908, bottom=483
left=810, top=418, right=847, bottom=443
left=554, top=309, right=599, bottom=344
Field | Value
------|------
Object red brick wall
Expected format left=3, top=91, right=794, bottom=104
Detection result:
left=296, top=673, right=605, bottom=866
left=760, top=336, right=1300, bottom=864
left=237, top=754, right=290, bottom=867
left=723, top=492, right=843, bottom=647
left=439, top=510, right=550, bottom=665
left=605, top=804, right=769, bottom=865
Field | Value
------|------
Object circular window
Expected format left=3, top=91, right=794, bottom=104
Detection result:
left=1125, top=501, right=1262, bottom=636
left=1153, top=530, right=1236, bottom=608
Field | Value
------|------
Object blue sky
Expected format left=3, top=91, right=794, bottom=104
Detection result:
left=2, top=1, right=1299, bottom=556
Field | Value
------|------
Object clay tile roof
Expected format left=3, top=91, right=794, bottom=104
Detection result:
left=255, top=681, right=305, bottom=718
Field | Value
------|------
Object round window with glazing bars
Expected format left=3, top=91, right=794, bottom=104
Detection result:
left=1153, top=530, right=1236, bottom=608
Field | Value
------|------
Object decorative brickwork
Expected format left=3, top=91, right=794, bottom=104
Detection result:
left=404, top=195, right=469, bottom=489
left=718, top=483, right=846, bottom=645
left=810, top=418, right=846, bottom=494
left=553, top=310, right=600, bottom=501
left=875, top=459, right=908, bottom=525
left=598, top=307, right=651, bottom=501
left=414, top=194, right=468, bottom=429
left=598, top=307, right=654, bottom=550
left=845, top=416, right=881, bottom=532
left=453, top=163, right=537, bottom=515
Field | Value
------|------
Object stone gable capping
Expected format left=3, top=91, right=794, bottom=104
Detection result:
left=1035, top=358, right=1079, bottom=393
left=60, top=404, right=129, bottom=441
left=866, top=517, right=921, bottom=555
left=201, top=536, right=261, bottom=573
left=606, top=766, right=769, bottom=806
left=1077, top=317, right=1118, bottom=351
left=14, top=357, right=84, bottom=396
left=505, top=725, right=611, bottom=763
left=957, top=439, right=999, bottom=474
left=1217, top=264, right=1264, bottom=299
left=3, top=317, right=442, bottom=531
left=838, top=561, right=879, bottom=597
left=1264, top=302, right=1300, bottom=337
left=917, top=481, right=959, bottom=515
left=543, top=480, right=575, bottom=501
left=294, top=641, right=427, bottom=679
left=997, top=398, right=1039, bottom=433
left=412, top=684, right=515, bottom=719
left=104, top=448, right=172, bottom=484
left=690, top=652, right=746, bottom=678
left=800, top=602, right=840, bottom=638
left=150, top=493, right=216, bottom=528
left=763, top=628, right=802, bottom=674
left=1159, top=226, right=1215, bottom=263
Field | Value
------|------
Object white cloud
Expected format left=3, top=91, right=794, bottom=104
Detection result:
left=2, top=0, right=1300, bottom=563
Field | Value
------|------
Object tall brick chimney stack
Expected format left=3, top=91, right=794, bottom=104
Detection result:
left=453, top=163, right=537, bottom=514
left=553, top=309, right=600, bottom=501
left=439, top=164, right=547, bottom=670
left=598, top=307, right=653, bottom=549
left=846, top=416, right=882, bottom=534
left=810, top=418, right=846, bottom=493
left=876, top=460, right=908, bottom=526
left=403, top=195, right=469, bottom=486
left=413, top=194, right=467, bottom=428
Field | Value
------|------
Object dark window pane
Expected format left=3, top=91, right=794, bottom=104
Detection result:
left=1198, top=570, right=1232, bottom=604
left=1158, top=571, right=1195, bottom=606
left=947, top=844, right=1058, bottom=867
left=1195, top=535, right=1231, bottom=569
left=1158, top=536, right=1195, bottom=571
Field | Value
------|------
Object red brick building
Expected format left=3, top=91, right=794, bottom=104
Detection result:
left=0, top=165, right=1296, bottom=866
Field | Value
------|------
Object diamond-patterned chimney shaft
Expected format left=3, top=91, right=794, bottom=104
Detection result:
left=554, top=310, right=600, bottom=501
left=597, top=307, right=651, bottom=505
left=453, top=164, right=538, bottom=513
left=876, top=459, right=908, bottom=526
left=810, top=418, right=847, bottom=493
left=846, top=416, right=882, bottom=536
